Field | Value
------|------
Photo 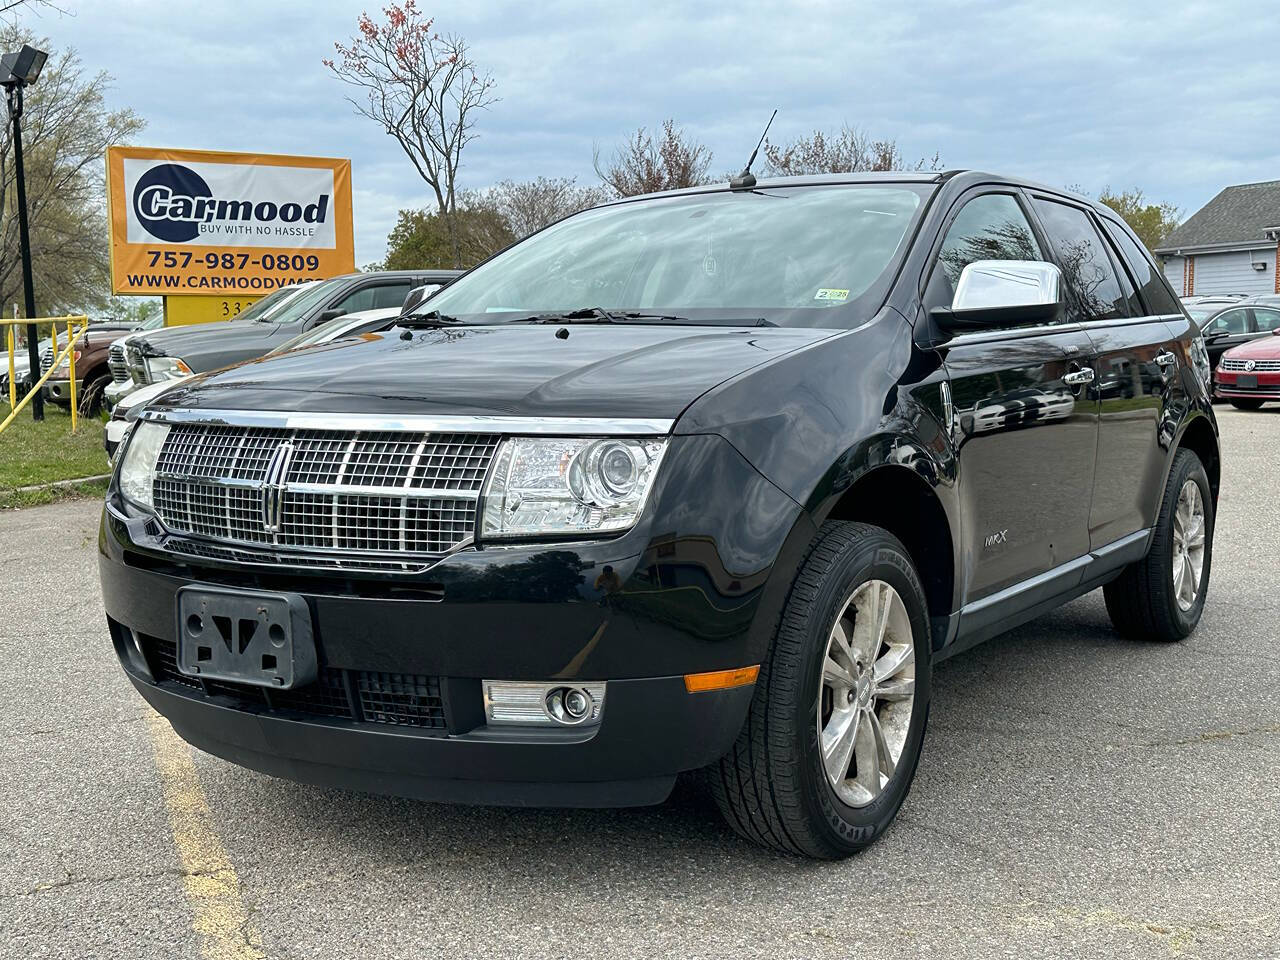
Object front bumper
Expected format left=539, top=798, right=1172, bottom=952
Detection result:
left=104, top=417, right=130, bottom=459
left=41, top=377, right=75, bottom=404
left=117, top=646, right=748, bottom=807
left=99, top=432, right=806, bottom=806
left=1215, top=370, right=1280, bottom=400
left=105, top=378, right=137, bottom=409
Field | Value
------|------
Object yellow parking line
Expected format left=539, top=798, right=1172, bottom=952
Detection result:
left=145, top=710, right=265, bottom=960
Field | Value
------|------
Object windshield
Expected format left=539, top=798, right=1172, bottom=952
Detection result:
left=415, top=183, right=931, bottom=327
left=257, top=278, right=343, bottom=325
left=1187, top=306, right=1219, bottom=324
left=230, top=284, right=302, bottom=323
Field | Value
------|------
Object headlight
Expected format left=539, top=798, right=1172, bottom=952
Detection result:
left=481, top=437, right=667, bottom=539
left=117, top=421, right=170, bottom=510
left=52, top=350, right=81, bottom=376
left=145, top=357, right=192, bottom=381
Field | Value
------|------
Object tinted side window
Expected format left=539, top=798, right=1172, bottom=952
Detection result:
left=1253, top=307, right=1280, bottom=331
left=333, top=285, right=377, bottom=314
left=1031, top=199, right=1128, bottom=323
left=334, top=283, right=412, bottom=314
left=371, top=283, right=412, bottom=309
left=1204, top=309, right=1248, bottom=335
left=1100, top=219, right=1182, bottom=315
left=1105, top=229, right=1142, bottom=317
left=928, top=193, right=1043, bottom=306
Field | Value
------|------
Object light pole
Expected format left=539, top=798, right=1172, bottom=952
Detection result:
left=2, top=44, right=48, bottom=421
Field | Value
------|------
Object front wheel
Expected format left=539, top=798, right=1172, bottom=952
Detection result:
left=1104, top=449, right=1213, bottom=642
left=709, top=521, right=932, bottom=858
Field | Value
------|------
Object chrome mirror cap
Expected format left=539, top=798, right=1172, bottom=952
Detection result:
left=952, top=259, right=1063, bottom=312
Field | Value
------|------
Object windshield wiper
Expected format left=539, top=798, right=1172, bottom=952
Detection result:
left=512, top=306, right=622, bottom=324
left=398, top=309, right=461, bottom=328
left=513, top=307, right=775, bottom=327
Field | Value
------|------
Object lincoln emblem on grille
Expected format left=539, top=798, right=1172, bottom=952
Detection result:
left=260, top=441, right=294, bottom=534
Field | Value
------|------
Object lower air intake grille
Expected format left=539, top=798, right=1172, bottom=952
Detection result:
left=357, top=672, right=446, bottom=728
left=139, top=635, right=445, bottom=730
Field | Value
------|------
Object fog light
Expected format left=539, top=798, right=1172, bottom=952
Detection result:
left=483, top=680, right=606, bottom=727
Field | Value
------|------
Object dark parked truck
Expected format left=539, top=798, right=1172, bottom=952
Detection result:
left=101, top=172, right=1219, bottom=858
left=121, top=270, right=460, bottom=386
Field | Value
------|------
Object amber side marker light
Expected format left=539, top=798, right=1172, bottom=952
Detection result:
left=684, top=665, right=760, bottom=693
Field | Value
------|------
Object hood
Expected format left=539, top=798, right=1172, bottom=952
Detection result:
left=152, top=323, right=834, bottom=419
left=134, top=320, right=279, bottom=359
left=1223, top=333, right=1280, bottom=360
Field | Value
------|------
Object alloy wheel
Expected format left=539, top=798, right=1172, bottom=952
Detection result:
left=816, top=579, right=916, bottom=807
left=1171, top=479, right=1207, bottom=612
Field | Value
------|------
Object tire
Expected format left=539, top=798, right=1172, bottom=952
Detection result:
left=1104, top=449, right=1213, bottom=642
left=709, top=521, right=932, bottom=859
left=78, top=373, right=110, bottom=418
left=1228, top=399, right=1265, bottom=411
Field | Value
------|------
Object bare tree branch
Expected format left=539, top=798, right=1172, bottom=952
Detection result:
left=324, top=3, right=497, bottom=267
left=763, top=126, right=941, bottom=176
left=594, top=119, right=713, bottom=197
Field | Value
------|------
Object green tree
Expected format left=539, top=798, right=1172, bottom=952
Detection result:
left=0, top=25, right=144, bottom=316
left=382, top=194, right=515, bottom=271
left=103, top=296, right=160, bottom=325
left=1098, top=187, right=1180, bottom=251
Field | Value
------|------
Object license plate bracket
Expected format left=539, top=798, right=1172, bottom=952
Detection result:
left=176, top=586, right=316, bottom=689
left=1236, top=374, right=1258, bottom=389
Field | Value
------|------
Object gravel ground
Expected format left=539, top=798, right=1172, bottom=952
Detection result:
left=1, top=408, right=1277, bottom=959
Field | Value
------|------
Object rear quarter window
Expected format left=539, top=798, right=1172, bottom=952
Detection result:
left=1099, top=219, right=1182, bottom=315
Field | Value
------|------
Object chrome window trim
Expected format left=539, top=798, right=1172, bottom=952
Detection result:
left=140, top=408, right=675, bottom=436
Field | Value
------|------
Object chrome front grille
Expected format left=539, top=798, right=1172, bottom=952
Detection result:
left=108, top=342, right=130, bottom=383
left=39, top=347, right=53, bottom=374
left=125, top=342, right=152, bottom=384
left=152, top=424, right=499, bottom=560
left=1220, top=357, right=1280, bottom=372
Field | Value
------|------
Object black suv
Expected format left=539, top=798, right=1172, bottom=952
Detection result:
left=101, top=172, right=1218, bottom=858
left=121, top=270, right=459, bottom=384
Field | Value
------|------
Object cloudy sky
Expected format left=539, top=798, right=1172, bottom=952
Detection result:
left=28, top=0, right=1280, bottom=264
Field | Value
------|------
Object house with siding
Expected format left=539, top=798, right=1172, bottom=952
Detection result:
left=1154, top=179, right=1280, bottom=297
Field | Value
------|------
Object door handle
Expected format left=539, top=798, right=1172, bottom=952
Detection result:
left=1155, top=350, right=1177, bottom=367
left=1063, top=367, right=1095, bottom=386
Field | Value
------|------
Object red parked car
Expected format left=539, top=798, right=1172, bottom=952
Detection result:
left=1214, top=329, right=1280, bottom=409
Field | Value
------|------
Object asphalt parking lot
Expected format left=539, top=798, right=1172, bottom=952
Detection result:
left=1, top=408, right=1277, bottom=960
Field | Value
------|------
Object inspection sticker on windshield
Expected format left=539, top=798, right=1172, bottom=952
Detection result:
left=814, top=288, right=849, bottom=301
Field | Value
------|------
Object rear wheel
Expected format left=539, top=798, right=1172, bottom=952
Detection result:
left=1104, top=449, right=1213, bottom=642
left=709, top=521, right=931, bottom=858
left=1228, top=399, right=1265, bottom=410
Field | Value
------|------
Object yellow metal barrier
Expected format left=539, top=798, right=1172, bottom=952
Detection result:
left=1, top=315, right=89, bottom=435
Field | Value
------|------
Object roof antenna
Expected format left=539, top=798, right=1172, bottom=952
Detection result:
left=729, top=108, right=777, bottom=190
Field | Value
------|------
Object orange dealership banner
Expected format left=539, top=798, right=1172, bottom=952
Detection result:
left=106, top=146, right=355, bottom=296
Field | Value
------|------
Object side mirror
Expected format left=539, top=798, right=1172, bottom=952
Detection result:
left=400, top=285, right=429, bottom=313
left=931, top=260, right=1065, bottom=333
left=316, top=308, right=346, bottom=323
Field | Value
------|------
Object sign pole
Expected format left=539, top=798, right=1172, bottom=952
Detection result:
left=8, top=83, right=42, bottom=421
